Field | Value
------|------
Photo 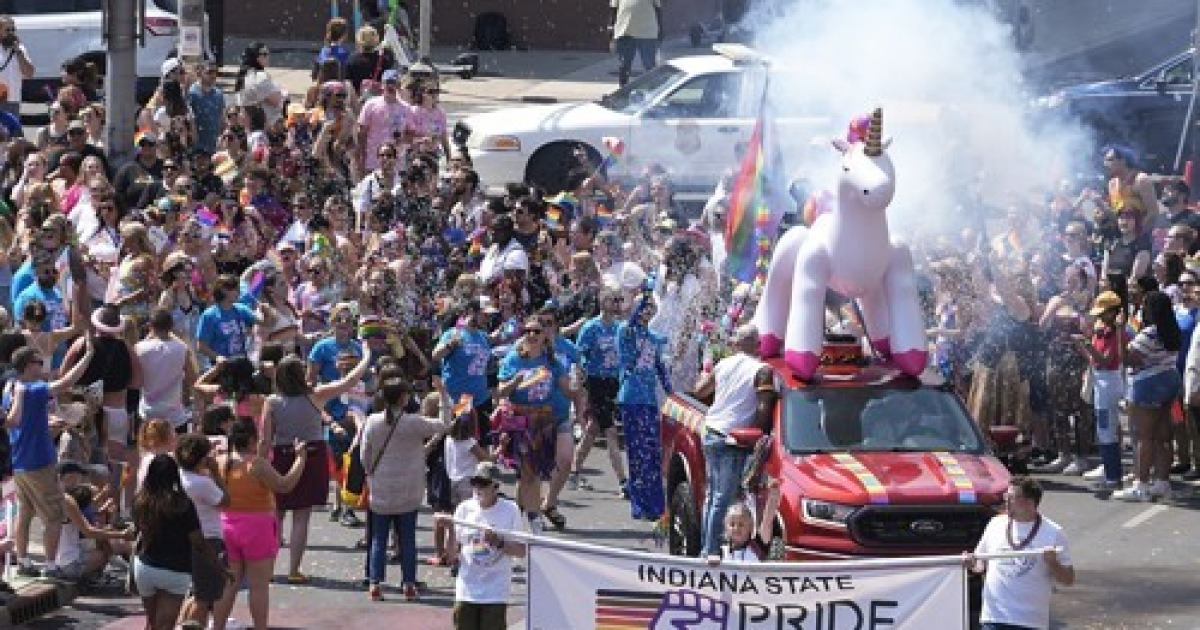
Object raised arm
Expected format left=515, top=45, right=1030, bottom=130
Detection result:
left=312, top=348, right=373, bottom=403
left=51, top=334, right=95, bottom=396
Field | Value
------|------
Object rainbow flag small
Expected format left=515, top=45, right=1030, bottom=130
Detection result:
left=245, top=270, right=266, bottom=297
left=545, top=205, right=562, bottom=228
left=600, top=136, right=626, bottom=171
left=195, top=206, right=220, bottom=227
left=520, top=366, right=551, bottom=389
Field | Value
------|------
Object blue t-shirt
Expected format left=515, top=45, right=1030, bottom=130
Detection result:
left=309, top=336, right=363, bottom=419
left=5, top=381, right=55, bottom=472
left=195, top=303, right=257, bottom=358
left=438, top=328, right=492, bottom=408
left=576, top=316, right=620, bottom=379
left=498, top=350, right=566, bottom=411
left=616, top=322, right=670, bottom=405
left=187, top=83, right=225, bottom=153
left=14, top=282, right=66, bottom=333
left=1177, top=306, right=1197, bottom=374
left=9, top=259, right=33, bottom=307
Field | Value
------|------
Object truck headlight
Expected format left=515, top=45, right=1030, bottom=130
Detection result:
left=478, top=135, right=522, bottom=151
left=802, top=499, right=857, bottom=526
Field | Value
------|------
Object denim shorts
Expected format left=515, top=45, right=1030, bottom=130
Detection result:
left=1129, top=369, right=1181, bottom=407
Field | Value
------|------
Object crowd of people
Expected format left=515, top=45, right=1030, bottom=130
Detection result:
left=0, top=5, right=1194, bottom=630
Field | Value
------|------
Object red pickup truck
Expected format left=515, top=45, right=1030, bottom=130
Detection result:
left=661, top=343, right=1011, bottom=562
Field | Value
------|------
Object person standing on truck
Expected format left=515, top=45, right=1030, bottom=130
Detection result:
left=965, top=476, right=1074, bottom=630
left=616, top=286, right=672, bottom=522
left=692, top=324, right=777, bottom=558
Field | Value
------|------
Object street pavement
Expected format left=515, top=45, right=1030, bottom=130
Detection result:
left=24, top=4, right=1200, bottom=627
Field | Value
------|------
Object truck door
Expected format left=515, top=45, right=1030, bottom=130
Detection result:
left=1136, top=52, right=1193, bottom=171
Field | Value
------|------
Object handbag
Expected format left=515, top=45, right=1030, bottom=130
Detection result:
left=356, top=411, right=401, bottom=509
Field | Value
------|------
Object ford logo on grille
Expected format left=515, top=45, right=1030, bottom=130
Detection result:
left=910, top=519, right=945, bottom=535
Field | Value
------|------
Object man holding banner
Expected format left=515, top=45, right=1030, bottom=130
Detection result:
left=967, top=476, right=1075, bottom=630
left=445, top=461, right=526, bottom=630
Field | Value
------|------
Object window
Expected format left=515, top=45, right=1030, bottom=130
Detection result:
left=1159, top=57, right=1193, bottom=86
left=8, top=0, right=100, bottom=13
left=782, top=385, right=985, bottom=454
left=651, top=72, right=743, bottom=119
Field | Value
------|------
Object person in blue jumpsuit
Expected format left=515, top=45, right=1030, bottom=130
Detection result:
left=617, top=285, right=672, bottom=521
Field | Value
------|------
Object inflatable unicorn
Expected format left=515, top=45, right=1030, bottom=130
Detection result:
left=753, top=108, right=926, bottom=380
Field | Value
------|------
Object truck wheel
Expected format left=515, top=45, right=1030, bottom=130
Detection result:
left=668, top=482, right=701, bottom=557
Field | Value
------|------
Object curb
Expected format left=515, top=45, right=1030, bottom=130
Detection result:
left=0, top=577, right=77, bottom=627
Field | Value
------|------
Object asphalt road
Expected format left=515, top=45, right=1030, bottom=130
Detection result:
left=26, top=5, right=1200, bottom=627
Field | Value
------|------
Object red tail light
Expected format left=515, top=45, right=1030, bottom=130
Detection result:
left=144, top=16, right=179, bottom=37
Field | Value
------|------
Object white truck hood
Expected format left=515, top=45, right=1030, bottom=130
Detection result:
left=463, top=102, right=632, bottom=140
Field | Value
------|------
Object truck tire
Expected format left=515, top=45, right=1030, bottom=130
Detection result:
left=524, top=142, right=601, bottom=195
left=668, top=482, right=702, bottom=557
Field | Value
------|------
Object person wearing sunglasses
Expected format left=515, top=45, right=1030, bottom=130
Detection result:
left=355, top=68, right=410, bottom=175
left=496, top=314, right=574, bottom=533
left=570, top=285, right=629, bottom=496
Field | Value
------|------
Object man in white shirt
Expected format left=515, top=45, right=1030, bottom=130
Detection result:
left=135, top=308, right=195, bottom=431
left=0, top=16, right=34, bottom=116
left=478, top=215, right=529, bottom=285
left=966, top=476, right=1074, bottom=630
left=443, top=462, right=526, bottom=630
left=692, top=324, right=776, bottom=559
left=609, top=0, right=661, bottom=86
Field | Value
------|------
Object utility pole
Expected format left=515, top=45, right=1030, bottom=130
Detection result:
left=418, top=0, right=432, bottom=58
left=1178, top=0, right=1200, bottom=180
left=104, top=0, right=143, bottom=166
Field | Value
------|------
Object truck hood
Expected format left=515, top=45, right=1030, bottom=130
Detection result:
left=464, top=102, right=631, bottom=138
left=1059, top=78, right=1140, bottom=98
left=790, top=451, right=1008, bottom=506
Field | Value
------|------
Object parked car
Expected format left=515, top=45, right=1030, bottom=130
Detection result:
left=660, top=336, right=1011, bottom=563
left=9, top=0, right=210, bottom=104
left=1034, top=49, right=1195, bottom=173
left=460, top=44, right=832, bottom=202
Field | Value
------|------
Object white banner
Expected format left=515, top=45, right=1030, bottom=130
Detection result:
left=526, top=538, right=967, bottom=630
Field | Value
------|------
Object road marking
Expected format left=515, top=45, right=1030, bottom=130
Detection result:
left=1121, top=504, right=1168, bottom=529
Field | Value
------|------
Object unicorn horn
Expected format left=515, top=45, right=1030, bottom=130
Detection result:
left=865, top=107, right=883, bottom=157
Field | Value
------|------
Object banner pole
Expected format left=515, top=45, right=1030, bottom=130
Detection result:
left=444, top=516, right=1053, bottom=569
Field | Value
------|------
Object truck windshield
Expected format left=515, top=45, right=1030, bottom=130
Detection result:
left=782, top=385, right=985, bottom=454
left=598, top=65, right=685, bottom=114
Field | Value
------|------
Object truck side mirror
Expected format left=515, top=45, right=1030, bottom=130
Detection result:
left=726, top=427, right=765, bottom=448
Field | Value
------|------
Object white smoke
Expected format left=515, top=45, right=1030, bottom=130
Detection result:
left=748, top=0, right=1092, bottom=234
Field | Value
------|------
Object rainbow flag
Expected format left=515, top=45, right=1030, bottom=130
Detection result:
left=724, top=108, right=789, bottom=283
left=520, top=366, right=552, bottom=389
left=195, top=205, right=220, bottom=227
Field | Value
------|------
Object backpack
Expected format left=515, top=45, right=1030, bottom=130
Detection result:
left=473, top=12, right=510, bottom=51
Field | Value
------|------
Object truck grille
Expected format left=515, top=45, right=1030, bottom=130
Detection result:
left=848, top=505, right=993, bottom=548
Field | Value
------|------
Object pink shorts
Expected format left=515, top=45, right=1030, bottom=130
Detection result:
left=220, top=512, right=279, bottom=564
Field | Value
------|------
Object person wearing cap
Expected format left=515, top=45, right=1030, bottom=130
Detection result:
left=188, top=60, right=227, bottom=154
left=112, top=130, right=164, bottom=213
left=61, top=304, right=143, bottom=513
left=356, top=68, right=411, bottom=174
left=441, top=461, right=526, bottom=628
left=5, top=335, right=96, bottom=579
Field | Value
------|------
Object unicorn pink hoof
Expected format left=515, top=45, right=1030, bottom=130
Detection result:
left=873, top=337, right=892, bottom=359
left=892, top=349, right=928, bottom=377
left=784, top=350, right=821, bottom=380
left=760, top=333, right=783, bottom=358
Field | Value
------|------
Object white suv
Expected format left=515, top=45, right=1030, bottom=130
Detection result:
left=8, top=0, right=207, bottom=103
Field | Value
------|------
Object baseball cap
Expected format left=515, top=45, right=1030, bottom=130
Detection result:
left=470, top=461, right=502, bottom=486
left=161, top=57, right=183, bottom=79
left=382, top=69, right=400, bottom=84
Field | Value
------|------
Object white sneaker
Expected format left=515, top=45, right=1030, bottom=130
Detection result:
left=1082, top=464, right=1106, bottom=480
left=1061, top=458, right=1089, bottom=476
left=1149, top=480, right=1173, bottom=500
left=1113, top=482, right=1151, bottom=502
left=1122, top=472, right=1136, bottom=483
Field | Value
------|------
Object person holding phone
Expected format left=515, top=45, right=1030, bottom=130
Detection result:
left=0, top=16, right=35, bottom=117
